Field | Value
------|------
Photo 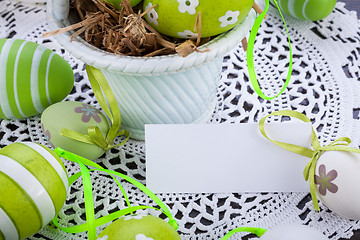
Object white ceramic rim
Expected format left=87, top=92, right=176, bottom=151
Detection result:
left=46, top=0, right=256, bottom=74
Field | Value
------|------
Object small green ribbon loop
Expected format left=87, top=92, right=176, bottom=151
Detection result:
left=221, top=227, right=267, bottom=240
left=53, top=147, right=178, bottom=240
left=259, top=110, right=314, bottom=158
left=61, top=65, right=130, bottom=153
left=326, top=137, right=351, bottom=147
left=247, top=0, right=293, bottom=100
left=259, top=110, right=360, bottom=212
left=87, top=126, right=111, bottom=150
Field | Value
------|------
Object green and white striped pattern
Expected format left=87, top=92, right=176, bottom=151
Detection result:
left=0, top=39, right=74, bottom=120
left=276, top=0, right=337, bottom=21
left=0, top=142, right=68, bottom=240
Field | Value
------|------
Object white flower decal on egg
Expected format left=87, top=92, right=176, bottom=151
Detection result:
left=124, top=214, right=145, bottom=221
left=135, top=234, right=154, bottom=240
left=177, top=0, right=199, bottom=15
left=145, top=3, right=159, bottom=26
left=219, top=10, right=240, bottom=27
left=96, top=236, right=108, bottom=240
left=177, top=30, right=198, bottom=39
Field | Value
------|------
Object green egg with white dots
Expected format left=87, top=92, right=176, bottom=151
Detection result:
left=0, top=142, right=68, bottom=240
left=0, top=39, right=74, bottom=120
left=97, top=215, right=181, bottom=240
left=143, top=0, right=254, bottom=38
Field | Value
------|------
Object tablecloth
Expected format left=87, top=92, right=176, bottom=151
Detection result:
left=0, top=0, right=360, bottom=239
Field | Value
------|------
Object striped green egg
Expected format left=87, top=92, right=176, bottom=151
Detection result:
left=275, top=0, right=336, bottom=21
left=0, top=39, right=74, bottom=120
left=0, top=142, right=68, bottom=240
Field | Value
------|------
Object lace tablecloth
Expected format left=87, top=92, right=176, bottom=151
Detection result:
left=1, top=0, right=360, bottom=239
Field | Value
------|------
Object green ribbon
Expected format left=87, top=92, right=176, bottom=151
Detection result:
left=61, top=65, right=130, bottom=151
left=259, top=110, right=360, bottom=211
left=53, top=147, right=178, bottom=240
left=221, top=227, right=267, bottom=240
left=247, top=0, right=293, bottom=100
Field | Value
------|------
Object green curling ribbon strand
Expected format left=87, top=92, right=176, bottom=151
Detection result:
left=247, top=0, right=293, bottom=100
left=259, top=110, right=360, bottom=211
left=61, top=65, right=130, bottom=151
left=221, top=227, right=267, bottom=240
left=53, top=147, right=179, bottom=240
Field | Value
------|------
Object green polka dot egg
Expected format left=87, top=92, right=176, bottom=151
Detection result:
left=143, top=0, right=254, bottom=38
left=0, top=39, right=74, bottom=120
left=41, top=101, right=110, bottom=161
left=0, top=142, right=68, bottom=240
left=96, top=215, right=181, bottom=240
left=275, top=0, right=336, bottom=21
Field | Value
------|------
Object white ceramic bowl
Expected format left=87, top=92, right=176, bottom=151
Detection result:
left=47, top=0, right=256, bottom=140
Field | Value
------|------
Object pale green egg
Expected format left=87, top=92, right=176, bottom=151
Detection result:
left=0, top=142, right=68, bottom=240
left=0, top=39, right=74, bottom=120
left=143, top=0, right=254, bottom=38
left=97, top=215, right=181, bottom=240
left=41, top=101, right=110, bottom=161
left=275, top=0, right=336, bottom=21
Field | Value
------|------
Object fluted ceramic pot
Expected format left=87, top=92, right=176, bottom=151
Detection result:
left=47, top=0, right=256, bottom=140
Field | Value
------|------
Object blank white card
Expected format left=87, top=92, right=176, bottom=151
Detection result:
left=145, top=123, right=312, bottom=194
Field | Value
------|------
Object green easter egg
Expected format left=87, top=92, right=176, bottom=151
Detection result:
left=41, top=101, right=110, bottom=160
left=97, top=215, right=181, bottom=240
left=105, top=0, right=142, bottom=9
left=143, top=0, right=254, bottom=38
left=0, top=142, right=68, bottom=240
left=0, top=39, right=74, bottom=120
left=276, top=0, right=336, bottom=21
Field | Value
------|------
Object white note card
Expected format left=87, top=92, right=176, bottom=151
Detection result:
left=145, top=122, right=312, bottom=194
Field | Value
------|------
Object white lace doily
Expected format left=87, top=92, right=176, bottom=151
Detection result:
left=1, top=0, right=360, bottom=239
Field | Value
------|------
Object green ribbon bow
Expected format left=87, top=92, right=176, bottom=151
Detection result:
left=53, top=147, right=178, bottom=240
left=259, top=110, right=360, bottom=211
left=61, top=65, right=129, bottom=152
left=221, top=227, right=267, bottom=240
left=247, top=0, right=293, bottom=100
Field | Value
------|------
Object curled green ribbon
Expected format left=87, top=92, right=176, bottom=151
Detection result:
left=61, top=65, right=130, bottom=151
left=53, top=147, right=178, bottom=240
left=259, top=110, right=360, bottom=211
left=221, top=227, right=267, bottom=240
left=247, top=0, right=293, bottom=100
